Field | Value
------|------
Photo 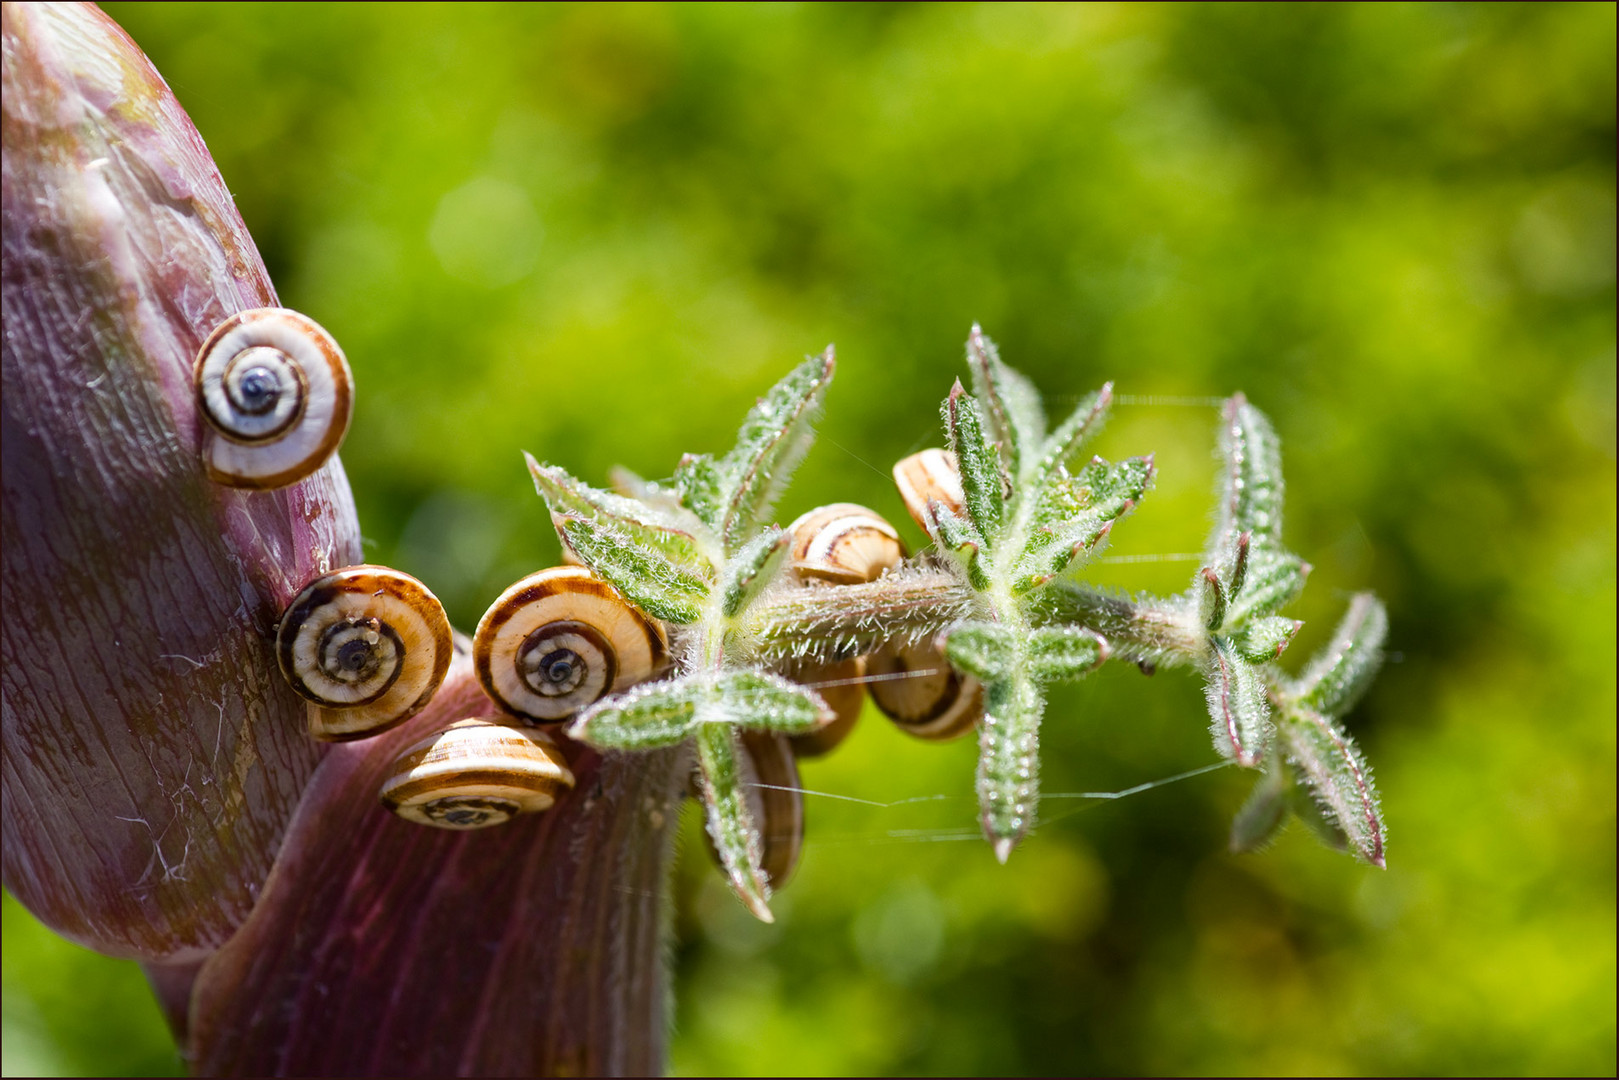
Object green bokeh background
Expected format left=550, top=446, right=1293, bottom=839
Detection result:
left=4, top=2, right=1613, bottom=1075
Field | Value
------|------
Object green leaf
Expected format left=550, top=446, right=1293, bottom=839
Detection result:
left=672, top=451, right=727, bottom=533
left=720, top=526, right=791, bottom=618
left=1223, top=544, right=1310, bottom=626
left=1015, top=456, right=1153, bottom=588
left=711, top=349, right=836, bottom=551
left=1027, top=625, right=1107, bottom=681
left=527, top=455, right=714, bottom=573
left=700, top=670, right=832, bottom=735
left=945, top=380, right=1006, bottom=543
left=965, top=325, right=1045, bottom=484
left=1198, top=566, right=1227, bottom=632
left=1034, top=383, right=1113, bottom=488
left=944, top=621, right=1017, bottom=683
left=1233, top=616, right=1304, bottom=663
left=1215, top=393, right=1285, bottom=548
left=1203, top=635, right=1272, bottom=767
left=975, top=672, right=1046, bottom=862
left=1278, top=704, right=1385, bottom=867
left=1288, top=593, right=1387, bottom=717
left=568, top=676, right=702, bottom=749
left=1229, top=760, right=1290, bottom=853
left=931, top=505, right=989, bottom=590
left=560, top=517, right=710, bottom=624
left=694, top=723, right=774, bottom=922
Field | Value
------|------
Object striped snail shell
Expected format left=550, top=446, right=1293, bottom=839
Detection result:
left=699, top=730, right=804, bottom=889
left=276, top=565, right=453, bottom=741
left=891, top=448, right=965, bottom=534
left=785, top=656, right=865, bottom=758
left=866, top=638, right=983, bottom=741
left=474, top=566, right=667, bottom=723
left=194, top=308, right=354, bottom=489
left=380, top=718, right=576, bottom=830
left=786, top=503, right=906, bottom=585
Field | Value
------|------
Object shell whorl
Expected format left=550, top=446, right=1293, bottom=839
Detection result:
left=276, top=565, right=453, bottom=741
left=380, top=718, right=576, bottom=830
left=786, top=503, right=905, bottom=584
left=866, top=638, right=983, bottom=741
left=474, top=566, right=667, bottom=723
left=891, top=448, right=965, bottom=533
left=194, top=307, right=353, bottom=489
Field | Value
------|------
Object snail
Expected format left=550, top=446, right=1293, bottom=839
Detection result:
left=891, top=448, right=965, bottom=534
left=474, top=566, right=667, bottom=723
left=380, top=718, right=576, bottom=830
left=697, top=730, right=804, bottom=889
left=276, top=565, right=453, bottom=741
left=193, top=307, right=353, bottom=489
left=785, top=503, right=905, bottom=584
left=785, top=656, right=865, bottom=758
left=865, top=638, right=983, bottom=741
left=779, top=504, right=905, bottom=756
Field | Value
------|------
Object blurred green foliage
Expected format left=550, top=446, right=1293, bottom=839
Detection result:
left=4, top=2, right=1614, bottom=1076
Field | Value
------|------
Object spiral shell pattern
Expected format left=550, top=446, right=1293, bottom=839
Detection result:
left=194, top=307, right=353, bottom=489
left=475, top=566, right=666, bottom=723
left=866, top=638, right=983, bottom=741
left=380, top=718, right=576, bottom=830
left=276, top=565, right=453, bottom=741
left=891, top=448, right=966, bottom=534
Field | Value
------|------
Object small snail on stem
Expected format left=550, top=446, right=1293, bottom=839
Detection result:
left=194, top=307, right=353, bottom=489
left=866, top=638, right=984, bottom=741
left=474, top=566, right=668, bottom=724
left=276, top=565, right=453, bottom=741
left=891, top=448, right=966, bottom=534
left=780, top=503, right=907, bottom=757
left=380, top=718, right=577, bottom=830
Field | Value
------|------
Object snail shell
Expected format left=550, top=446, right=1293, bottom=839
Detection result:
left=380, top=718, right=576, bottom=830
left=786, top=503, right=906, bottom=584
left=474, top=566, right=667, bottom=723
left=276, top=565, right=453, bottom=741
left=194, top=307, right=353, bottom=489
left=785, top=656, right=865, bottom=758
left=866, top=639, right=983, bottom=741
left=699, top=730, right=804, bottom=889
left=891, top=449, right=965, bottom=534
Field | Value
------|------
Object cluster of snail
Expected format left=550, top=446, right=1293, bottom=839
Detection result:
left=194, top=308, right=986, bottom=875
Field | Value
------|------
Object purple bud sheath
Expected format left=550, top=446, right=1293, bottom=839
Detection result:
left=2, top=3, right=680, bottom=1073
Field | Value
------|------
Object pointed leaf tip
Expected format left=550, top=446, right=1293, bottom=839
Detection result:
left=993, top=837, right=1014, bottom=864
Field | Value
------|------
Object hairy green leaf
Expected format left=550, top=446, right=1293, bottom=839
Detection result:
left=1215, top=393, right=1285, bottom=547
left=720, top=526, right=791, bottom=618
left=694, top=724, right=774, bottom=921
left=1289, top=593, right=1387, bottom=717
left=700, top=670, right=832, bottom=735
left=1027, top=625, right=1107, bottom=681
left=945, top=380, right=1006, bottom=543
left=1034, top=383, right=1113, bottom=488
left=965, top=324, right=1045, bottom=484
left=1229, top=761, right=1290, bottom=853
left=1223, top=543, right=1310, bottom=625
left=560, top=517, right=709, bottom=624
left=528, top=455, right=714, bottom=573
left=715, top=349, right=836, bottom=550
left=944, top=621, right=1017, bottom=683
left=569, top=677, right=702, bottom=749
left=1203, top=635, right=1272, bottom=767
left=1233, top=616, right=1303, bottom=663
left=1278, top=704, right=1385, bottom=867
left=976, top=672, right=1046, bottom=862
